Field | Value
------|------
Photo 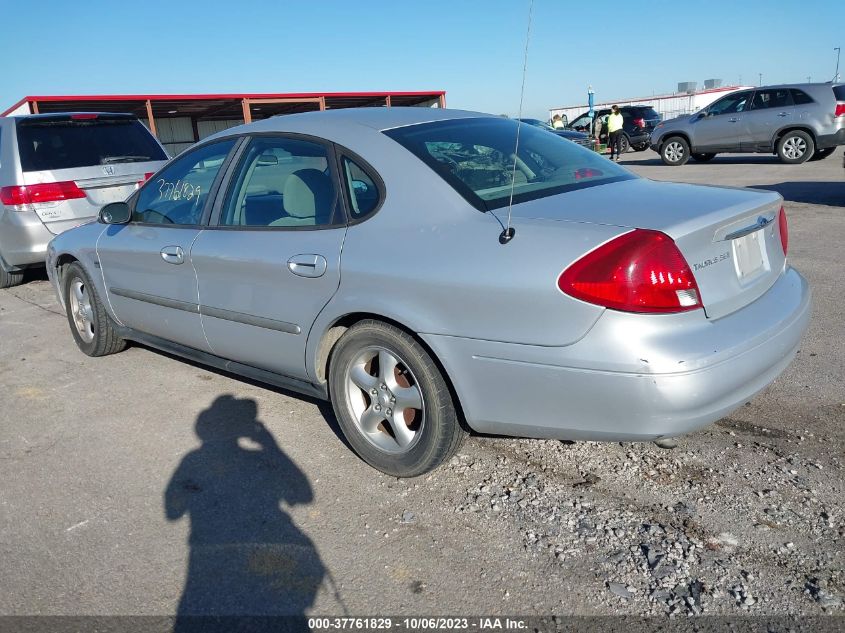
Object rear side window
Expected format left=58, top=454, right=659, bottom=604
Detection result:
left=791, top=89, right=814, bottom=105
left=385, top=117, right=635, bottom=211
left=833, top=86, right=845, bottom=101
left=750, top=89, right=793, bottom=110
left=341, top=156, right=380, bottom=220
left=16, top=116, right=167, bottom=172
left=220, top=136, right=339, bottom=228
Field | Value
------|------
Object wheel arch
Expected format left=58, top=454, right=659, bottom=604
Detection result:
left=659, top=131, right=692, bottom=150
left=773, top=125, right=817, bottom=147
left=312, top=311, right=469, bottom=430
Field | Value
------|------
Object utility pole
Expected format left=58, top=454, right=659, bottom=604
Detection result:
left=758, top=73, right=762, bottom=86
left=835, top=47, right=841, bottom=81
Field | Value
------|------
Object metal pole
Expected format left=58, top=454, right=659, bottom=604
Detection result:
left=835, top=47, right=841, bottom=82
left=758, top=73, right=762, bottom=86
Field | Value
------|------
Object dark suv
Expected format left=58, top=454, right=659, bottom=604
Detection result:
left=568, top=105, right=662, bottom=153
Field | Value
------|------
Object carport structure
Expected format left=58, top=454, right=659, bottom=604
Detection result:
left=2, top=91, right=447, bottom=156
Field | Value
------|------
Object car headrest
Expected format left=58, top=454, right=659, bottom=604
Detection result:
left=282, top=169, right=335, bottom=223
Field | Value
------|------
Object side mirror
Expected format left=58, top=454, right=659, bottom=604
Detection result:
left=99, top=201, right=131, bottom=225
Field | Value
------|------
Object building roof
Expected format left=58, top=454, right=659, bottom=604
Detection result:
left=551, top=85, right=750, bottom=112
left=1, top=91, right=446, bottom=118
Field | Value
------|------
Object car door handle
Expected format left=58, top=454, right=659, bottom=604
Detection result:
left=728, top=118, right=739, bottom=123
left=287, top=254, right=327, bottom=278
left=160, top=246, right=184, bottom=265
left=776, top=112, right=790, bottom=117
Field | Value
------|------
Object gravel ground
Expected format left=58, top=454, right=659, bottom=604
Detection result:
left=1, top=149, right=843, bottom=621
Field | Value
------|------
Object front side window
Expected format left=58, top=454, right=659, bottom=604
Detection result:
left=220, top=137, right=339, bottom=228
left=385, top=117, right=634, bottom=211
left=750, top=89, right=793, bottom=110
left=133, top=139, right=236, bottom=225
left=708, top=91, right=751, bottom=115
left=569, top=114, right=592, bottom=131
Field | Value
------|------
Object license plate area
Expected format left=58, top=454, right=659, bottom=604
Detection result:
left=732, top=229, right=766, bottom=283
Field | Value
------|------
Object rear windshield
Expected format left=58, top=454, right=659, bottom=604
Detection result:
left=16, top=117, right=167, bottom=172
left=630, top=107, right=660, bottom=119
left=833, top=85, right=845, bottom=101
left=384, top=117, right=635, bottom=211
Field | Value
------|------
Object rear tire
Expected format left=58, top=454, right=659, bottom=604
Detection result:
left=660, top=136, right=690, bottom=166
left=0, top=266, right=24, bottom=289
left=62, top=262, right=126, bottom=357
left=618, top=134, right=630, bottom=154
left=691, top=153, right=716, bottom=162
left=776, top=130, right=814, bottom=164
left=328, top=320, right=465, bottom=477
left=808, top=147, right=834, bottom=161
left=633, top=143, right=649, bottom=152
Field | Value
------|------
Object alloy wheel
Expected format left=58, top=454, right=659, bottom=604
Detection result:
left=783, top=136, right=807, bottom=160
left=345, top=346, right=425, bottom=454
left=665, top=141, right=685, bottom=163
left=68, top=278, right=95, bottom=343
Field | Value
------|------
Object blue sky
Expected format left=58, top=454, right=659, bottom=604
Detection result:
left=1, top=0, right=842, bottom=118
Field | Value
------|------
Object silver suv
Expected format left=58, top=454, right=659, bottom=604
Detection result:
left=651, top=83, right=845, bottom=166
left=0, top=113, right=167, bottom=287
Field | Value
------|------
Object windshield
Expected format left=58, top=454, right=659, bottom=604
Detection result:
left=384, top=117, right=635, bottom=211
left=16, top=116, right=167, bottom=172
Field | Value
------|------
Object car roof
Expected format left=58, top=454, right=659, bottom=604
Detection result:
left=209, top=107, right=489, bottom=140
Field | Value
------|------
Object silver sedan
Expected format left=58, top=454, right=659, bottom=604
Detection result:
left=45, top=108, right=811, bottom=476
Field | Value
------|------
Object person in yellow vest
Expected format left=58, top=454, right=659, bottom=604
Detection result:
left=607, top=105, right=625, bottom=162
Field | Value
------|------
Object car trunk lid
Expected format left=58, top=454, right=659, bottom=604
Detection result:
left=508, top=178, right=787, bottom=320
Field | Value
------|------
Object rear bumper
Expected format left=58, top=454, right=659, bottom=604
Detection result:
left=627, top=131, right=650, bottom=146
left=815, top=128, right=845, bottom=150
left=423, top=267, right=811, bottom=441
left=0, top=208, right=52, bottom=268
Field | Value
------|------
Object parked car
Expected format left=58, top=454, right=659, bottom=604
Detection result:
left=516, top=118, right=593, bottom=148
left=0, top=112, right=167, bottom=288
left=45, top=108, right=810, bottom=477
left=568, top=105, right=661, bottom=152
left=651, top=83, right=845, bottom=166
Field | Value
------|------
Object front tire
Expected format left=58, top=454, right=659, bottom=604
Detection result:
left=63, top=262, right=126, bottom=357
left=691, top=153, right=716, bottom=162
left=660, top=136, right=690, bottom=166
left=776, top=130, right=815, bottom=164
left=328, top=320, right=465, bottom=477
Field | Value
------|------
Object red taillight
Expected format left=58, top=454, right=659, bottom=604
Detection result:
left=633, top=117, right=645, bottom=128
left=0, top=181, right=86, bottom=206
left=835, top=103, right=845, bottom=117
left=778, top=206, right=788, bottom=256
left=558, top=229, right=702, bottom=314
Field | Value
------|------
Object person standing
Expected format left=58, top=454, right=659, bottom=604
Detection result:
left=607, top=105, right=625, bottom=161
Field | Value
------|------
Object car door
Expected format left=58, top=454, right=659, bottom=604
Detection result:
left=741, top=88, right=794, bottom=150
left=190, top=135, right=348, bottom=380
left=97, top=138, right=238, bottom=351
left=691, top=90, right=752, bottom=151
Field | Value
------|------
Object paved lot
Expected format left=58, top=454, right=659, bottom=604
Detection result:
left=1, top=149, right=843, bottom=618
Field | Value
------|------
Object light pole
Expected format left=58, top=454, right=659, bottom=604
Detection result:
left=758, top=73, right=762, bottom=86
left=835, top=47, right=841, bottom=82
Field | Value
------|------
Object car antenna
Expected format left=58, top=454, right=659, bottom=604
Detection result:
left=500, top=0, right=534, bottom=245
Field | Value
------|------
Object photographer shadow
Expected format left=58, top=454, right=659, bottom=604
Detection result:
left=165, top=395, right=326, bottom=632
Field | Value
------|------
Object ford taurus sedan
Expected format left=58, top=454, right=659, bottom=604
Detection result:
left=45, top=108, right=811, bottom=477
